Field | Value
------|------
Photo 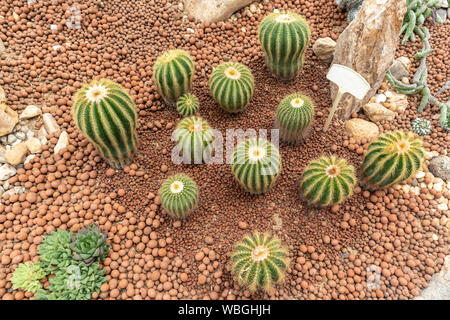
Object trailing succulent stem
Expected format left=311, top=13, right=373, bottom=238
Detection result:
left=386, top=26, right=449, bottom=130
left=400, top=0, right=443, bottom=45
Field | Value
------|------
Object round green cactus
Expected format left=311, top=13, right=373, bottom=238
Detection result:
left=174, top=116, right=214, bottom=164
left=231, top=138, right=281, bottom=194
left=209, top=62, right=254, bottom=113
left=231, top=231, right=289, bottom=292
left=153, top=49, right=194, bottom=106
left=176, top=93, right=199, bottom=117
left=258, top=11, right=311, bottom=80
left=275, top=93, right=315, bottom=144
left=300, top=156, right=357, bottom=207
left=72, top=78, right=138, bottom=169
left=160, top=174, right=198, bottom=219
left=362, top=131, right=425, bottom=188
left=411, top=118, right=431, bottom=136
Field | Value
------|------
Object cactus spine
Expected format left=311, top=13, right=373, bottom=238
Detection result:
left=231, top=138, right=281, bottom=194
left=176, top=93, right=199, bottom=117
left=160, top=174, right=198, bottom=219
left=72, top=79, right=138, bottom=169
left=275, top=93, right=315, bottom=144
left=174, top=116, right=214, bottom=164
left=209, top=62, right=254, bottom=113
left=362, top=131, right=425, bottom=188
left=300, top=156, right=356, bottom=207
left=258, top=11, right=311, bottom=80
left=153, top=49, right=195, bottom=106
left=231, top=231, right=289, bottom=292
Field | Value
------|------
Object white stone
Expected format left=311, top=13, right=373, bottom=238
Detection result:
left=42, top=113, right=60, bottom=135
left=434, top=183, right=443, bottom=192
left=19, top=105, right=42, bottom=120
left=54, top=131, right=69, bottom=155
left=415, top=171, right=425, bottom=180
left=25, top=137, right=42, bottom=154
left=375, top=94, right=386, bottom=103
left=437, top=203, right=448, bottom=211
left=0, top=164, right=16, bottom=181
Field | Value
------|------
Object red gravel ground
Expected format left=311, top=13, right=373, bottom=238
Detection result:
left=0, top=0, right=448, bottom=300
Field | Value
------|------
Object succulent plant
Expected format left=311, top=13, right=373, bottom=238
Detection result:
left=10, top=262, right=46, bottom=293
left=400, top=0, right=443, bottom=45
left=411, top=118, right=432, bottom=136
left=153, top=49, right=195, bottom=106
left=209, top=62, right=254, bottom=113
left=362, top=131, right=425, bottom=188
left=38, top=261, right=106, bottom=300
left=300, top=156, right=357, bottom=207
left=258, top=11, right=311, bottom=80
left=72, top=78, right=138, bottom=169
left=38, top=229, right=74, bottom=273
left=176, top=93, right=199, bottom=117
left=174, top=116, right=214, bottom=164
left=275, top=93, right=315, bottom=144
left=70, top=224, right=110, bottom=265
left=160, top=174, right=198, bottom=219
left=231, top=138, right=281, bottom=194
left=231, top=231, right=289, bottom=292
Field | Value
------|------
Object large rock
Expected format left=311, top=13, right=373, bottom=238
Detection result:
left=363, top=102, right=396, bottom=122
left=184, top=0, right=254, bottom=23
left=312, top=37, right=336, bottom=63
left=0, top=86, right=5, bottom=104
left=345, top=118, right=379, bottom=141
left=385, top=90, right=408, bottom=113
left=4, top=142, right=28, bottom=165
left=0, top=104, right=19, bottom=137
left=331, top=0, right=406, bottom=120
left=19, top=105, right=42, bottom=120
left=428, top=156, right=450, bottom=181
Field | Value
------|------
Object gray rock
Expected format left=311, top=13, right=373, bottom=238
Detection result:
left=389, top=59, right=409, bottom=80
left=428, top=156, right=450, bottom=181
left=437, top=9, right=447, bottom=23
left=415, top=256, right=450, bottom=300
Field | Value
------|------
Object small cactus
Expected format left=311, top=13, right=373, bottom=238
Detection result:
left=275, top=93, right=315, bottom=144
left=300, top=156, right=357, bottom=207
left=160, top=174, right=198, bottom=219
left=231, top=138, right=281, bottom=194
left=258, top=11, right=311, bottom=80
left=176, top=93, right=199, bottom=117
left=411, top=118, right=431, bottom=136
left=231, top=231, right=289, bottom=292
left=209, top=62, right=254, bottom=113
left=72, top=79, right=138, bottom=169
left=362, top=131, right=425, bottom=188
left=153, top=49, right=195, bottom=106
left=174, top=116, right=214, bottom=164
